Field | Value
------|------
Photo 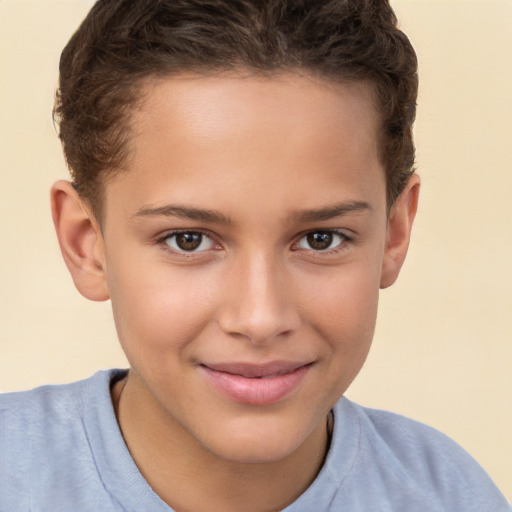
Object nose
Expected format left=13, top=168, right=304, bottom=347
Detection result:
left=217, top=252, right=301, bottom=345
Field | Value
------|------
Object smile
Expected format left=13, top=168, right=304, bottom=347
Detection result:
left=200, top=361, right=313, bottom=405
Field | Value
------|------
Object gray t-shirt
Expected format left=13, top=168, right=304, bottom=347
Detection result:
left=0, top=370, right=509, bottom=511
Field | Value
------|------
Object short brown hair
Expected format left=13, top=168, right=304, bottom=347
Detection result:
left=54, top=0, right=418, bottom=217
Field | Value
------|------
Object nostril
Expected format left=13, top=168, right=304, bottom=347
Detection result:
left=217, top=307, right=300, bottom=345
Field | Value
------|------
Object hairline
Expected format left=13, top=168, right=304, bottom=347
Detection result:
left=85, top=67, right=386, bottom=224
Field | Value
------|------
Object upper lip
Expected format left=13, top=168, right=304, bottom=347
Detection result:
left=201, top=361, right=312, bottom=378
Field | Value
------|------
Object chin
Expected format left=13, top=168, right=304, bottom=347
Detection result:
left=198, top=415, right=318, bottom=464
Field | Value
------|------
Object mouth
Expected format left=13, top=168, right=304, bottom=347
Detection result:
left=200, top=361, right=313, bottom=405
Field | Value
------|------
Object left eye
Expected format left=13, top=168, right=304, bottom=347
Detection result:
left=296, top=230, right=346, bottom=251
left=164, top=231, right=216, bottom=252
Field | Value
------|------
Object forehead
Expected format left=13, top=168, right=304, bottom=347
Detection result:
left=104, top=72, right=385, bottom=223
left=132, top=72, right=379, bottom=157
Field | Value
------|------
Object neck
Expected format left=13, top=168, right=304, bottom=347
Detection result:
left=112, top=372, right=331, bottom=512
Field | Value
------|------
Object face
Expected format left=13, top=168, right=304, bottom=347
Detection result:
left=99, top=73, right=390, bottom=463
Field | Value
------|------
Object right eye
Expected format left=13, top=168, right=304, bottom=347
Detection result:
left=163, top=231, right=217, bottom=252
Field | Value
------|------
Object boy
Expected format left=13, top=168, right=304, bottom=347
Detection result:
left=0, top=0, right=509, bottom=510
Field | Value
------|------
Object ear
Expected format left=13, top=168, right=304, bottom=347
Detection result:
left=51, top=180, right=110, bottom=301
left=380, top=174, right=420, bottom=289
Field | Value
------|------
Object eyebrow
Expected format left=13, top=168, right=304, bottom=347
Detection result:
left=292, top=201, right=372, bottom=222
left=133, top=204, right=232, bottom=224
left=133, top=200, right=371, bottom=224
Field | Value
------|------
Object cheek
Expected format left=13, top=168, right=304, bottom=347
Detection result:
left=300, top=259, right=381, bottom=339
left=296, top=259, right=382, bottom=401
left=107, top=258, right=219, bottom=360
left=302, top=265, right=380, bottom=401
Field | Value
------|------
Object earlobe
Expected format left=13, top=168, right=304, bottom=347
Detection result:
left=380, top=174, right=420, bottom=289
left=51, top=180, right=110, bottom=301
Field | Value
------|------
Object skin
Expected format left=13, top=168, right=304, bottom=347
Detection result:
left=51, top=72, right=419, bottom=511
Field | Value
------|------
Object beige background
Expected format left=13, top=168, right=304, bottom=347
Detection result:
left=0, top=0, right=511, bottom=500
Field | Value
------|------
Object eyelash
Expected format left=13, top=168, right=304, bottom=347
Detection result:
left=156, top=228, right=353, bottom=256
left=293, top=229, right=353, bottom=255
left=156, top=229, right=219, bottom=255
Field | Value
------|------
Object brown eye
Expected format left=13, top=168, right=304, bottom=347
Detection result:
left=306, top=231, right=333, bottom=250
left=176, top=232, right=202, bottom=251
left=165, top=231, right=216, bottom=252
left=296, top=230, right=348, bottom=252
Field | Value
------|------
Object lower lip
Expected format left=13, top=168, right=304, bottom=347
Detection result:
left=201, top=364, right=311, bottom=405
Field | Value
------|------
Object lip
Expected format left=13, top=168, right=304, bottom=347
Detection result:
left=200, top=361, right=312, bottom=405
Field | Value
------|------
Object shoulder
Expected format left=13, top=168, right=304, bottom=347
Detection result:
left=352, top=400, right=472, bottom=462
left=324, top=398, right=510, bottom=511
left=0, top=370, right=117, bottom=464
left=0, top=370, right=119, bottom=432
left=0, top=370, right=128, bottom=511
left=0, top=369, right=127, bottom=457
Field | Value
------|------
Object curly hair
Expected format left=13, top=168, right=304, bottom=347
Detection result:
left=54, top=0, right=418, bottom=218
